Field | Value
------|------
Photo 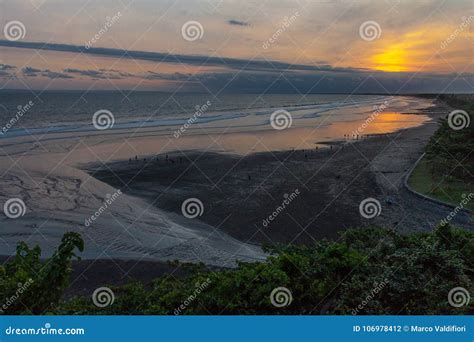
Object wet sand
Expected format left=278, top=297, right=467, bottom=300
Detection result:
left=87, top=99, right=472, bottom=248
left=2, top=96, right=472, bottom=293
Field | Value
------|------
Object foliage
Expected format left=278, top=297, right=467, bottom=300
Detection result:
left=0, top=232, right=83, bottom=314
left=425, top=95, right=474, bottom=182
left=55, top=225, right=472, bottom=315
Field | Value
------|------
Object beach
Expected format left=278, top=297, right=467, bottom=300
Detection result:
left=1, top=95, right=471, bottom=275
left=88, top=99, right=472, bottom=246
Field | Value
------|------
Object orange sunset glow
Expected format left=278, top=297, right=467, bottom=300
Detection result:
left=0, top=0, right=472, bottom=92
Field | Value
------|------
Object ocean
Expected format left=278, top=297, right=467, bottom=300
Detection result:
left=0, top=92, right=422, bottom=137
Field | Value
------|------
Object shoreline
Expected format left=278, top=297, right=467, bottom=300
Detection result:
left=2, top=96, right=472, bottom=294
left=87, top=98, right=471, bottom=248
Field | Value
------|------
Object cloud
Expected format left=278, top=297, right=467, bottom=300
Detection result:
left=0, top=64, right=16, bottom=71
left=0, top=64, right=17, bottom=77
left=0, top=40, right=358, bottom=74
left=1, top=41, right=472, bottom=93
left=64, top=68, right=129, bottom=80
left=21, top=66, right=73, bottom=79
left=228, top=19, right=249, bottom=26
left=22, top=67, right=42, bottom=75
left=170, top=70, right=474, bottom=94
left=42, top=70, right=74, bottom=79
left=64, top=68, right=109, bottom=79
left=145, top=71, right=191, bottom=80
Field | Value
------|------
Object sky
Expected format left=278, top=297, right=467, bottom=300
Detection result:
left=0, top=0, right=473, bottom=93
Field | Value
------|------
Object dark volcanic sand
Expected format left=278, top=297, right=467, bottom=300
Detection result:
left=86, top=100, right=472, bottom=248
left=4, top=99, right=471, bottom=296
left=90, top=147, right=372, bottom=246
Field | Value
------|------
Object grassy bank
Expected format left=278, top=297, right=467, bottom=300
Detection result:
left=408, top=95, right=473, bottom=208
left=2, top=227, right=472, bottom=315
left=409, top=158, right=474, bottom=210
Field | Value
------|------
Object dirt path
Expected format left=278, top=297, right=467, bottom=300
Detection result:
left=371, top=101, right=473, bottom=232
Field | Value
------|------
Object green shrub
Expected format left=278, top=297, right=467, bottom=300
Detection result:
left=55, top=225, right=472, bottom=315
left=0, top=232, right=83, bottom=314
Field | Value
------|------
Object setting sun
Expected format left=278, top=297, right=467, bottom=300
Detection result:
left=372, top=47, right=410, bottom=72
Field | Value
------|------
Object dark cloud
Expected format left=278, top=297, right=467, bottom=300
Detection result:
left=22, top=67, right=42, bottom=75
left=64, top=68, right=108, bottom=79
left=1, top=41, right=472, bottom=93
left=177, top=70, right=474, bottom=94
left=0, top=40, right=357, bottom=74
left=0, top=70, right=13, bottom=77
left=42, top=70, right=74, bottom=79
left=145, top=71, right=191, bottom=81
left=228, top=19, right=249, bottom=26
left=21, top=66, right=73, bottom=79
left=0, top=64, right=16, bottom=71
left=0, top=64, right=17, bottom=77
left=64, top=68, right=127, bottom=80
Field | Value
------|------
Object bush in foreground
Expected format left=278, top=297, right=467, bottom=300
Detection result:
left=55, top=225, right=472, bottom=315
left=1, top=226, right=472, bottom=315
left=0, top=232, right=83, bottom=314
